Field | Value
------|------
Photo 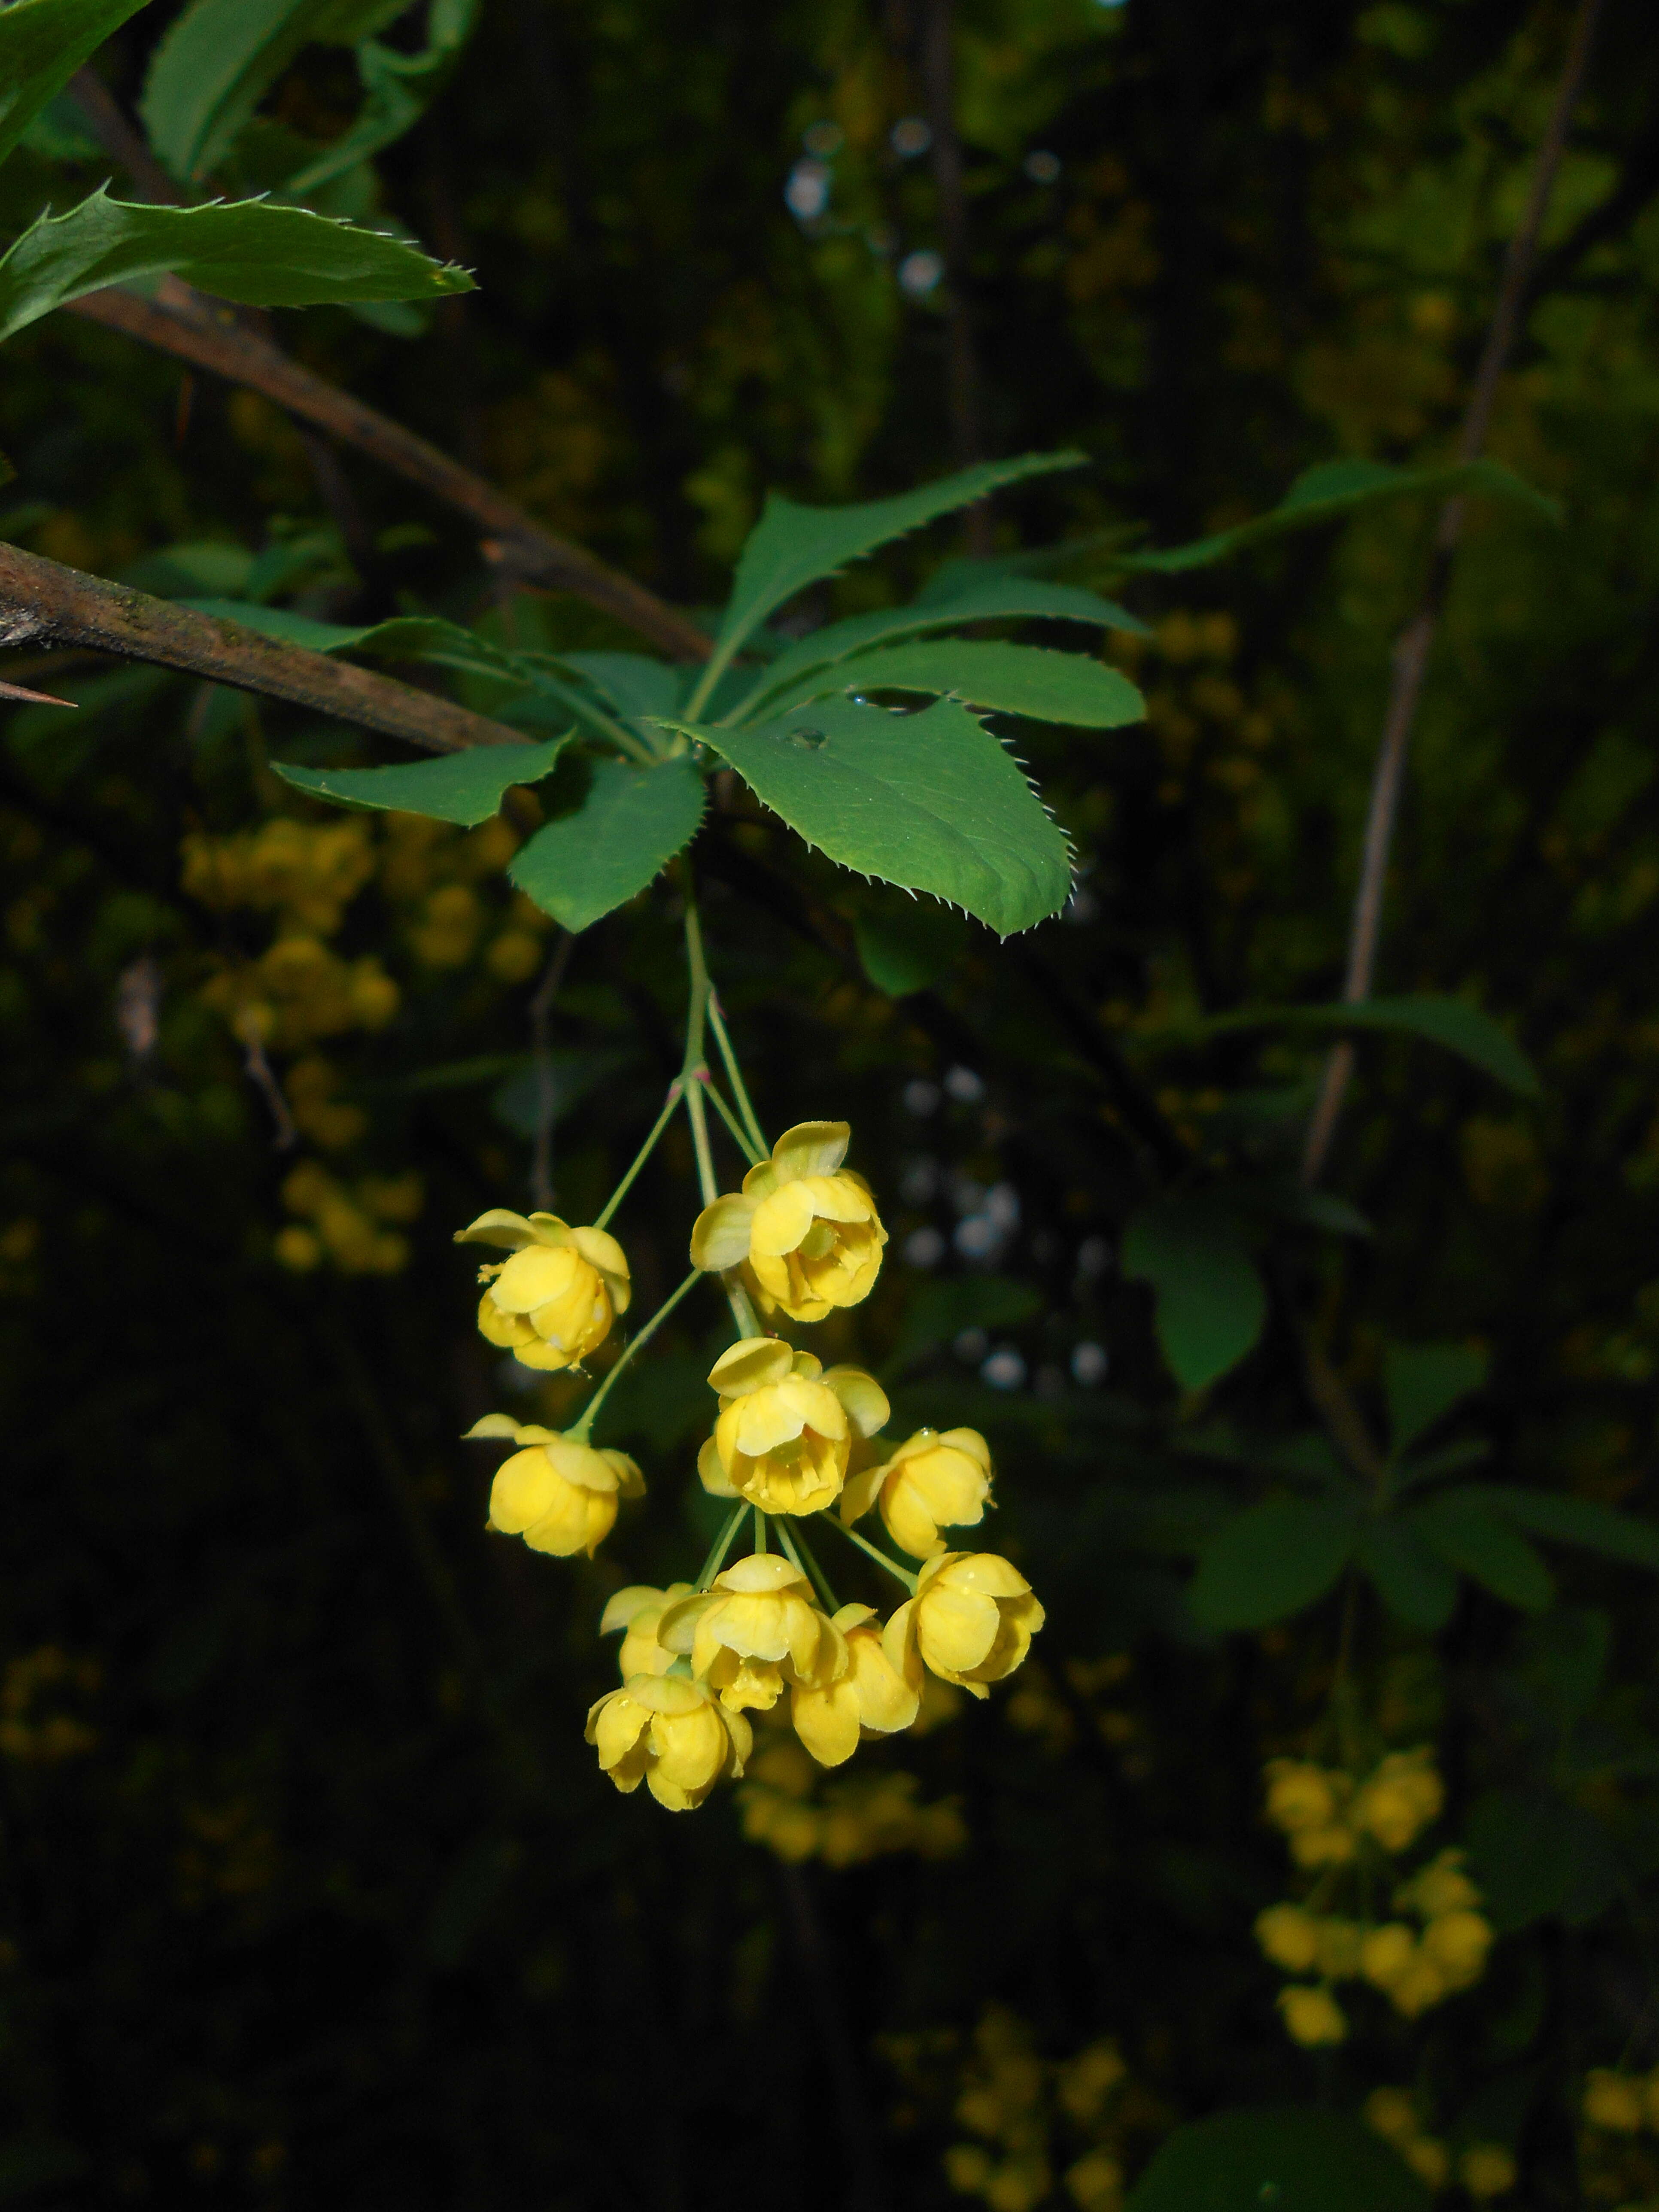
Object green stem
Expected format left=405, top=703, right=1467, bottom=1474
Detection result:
left=569, top=1266, right=702, bottom=1441
left=782, top=1520, right=839, bottom=1611
left=706, top=993, right=768, bottom=1158
left=754, top=1505, right=768, bottom=1554
left=823, top=1514, right=919, bottom=1594
left=696, top=1499, right=750, bottom=1591
left=681, top=632, right=737, bottom=723
left=698, top=1070, right=765, bottom=1167
left=681, top=890, right=766, bottom=1340
left=593, top=1080, right=683, bottom=1231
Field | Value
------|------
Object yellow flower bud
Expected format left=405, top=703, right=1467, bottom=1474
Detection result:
left=1288, top=1823, right=1356, bottom=1869
left=703, top=1338, right=888, bottom=1514
left=885, top=1552, right=1044, bottom=1699
left=790, top=1602, right=923, bottom=1766
left=690, top=1121, right=887, bottom=1322
left=1395, top=1847, right=1482, bottom=1920
left=599, top=1584, right=693, bottom=1679
left=1358, top=1922, right=1418, bottom=1992
left=1263, top=1759, right=1341, bottom=1834
left=659, top=1554, right=847, bottom=1714
left=1276, top=1985, right=1347, bottom=2046
left=1352, top=1747, right=1443, bottom=1853
left=457, top=1208, right=630, bottom=1371
left=1421, top=1908, right=1493, bottom=1990
left=468, top=1416, right=643, bottom=1558
left=1583, top=2069, right=1646, bottom=2133
left=1056, top=2042, right=1126, bottom=2127
left=585, top=1674, right=749, bottom=1810
left=1255, top=1903, right=1321, bottom=1974
left=1362, top=2088, right=1419, bottom=2147
left=840, top=1426, right=993, bottom=1559
left=1063, top=2148, right=1124, bottom=2212
left=1403, top=2138, right=1449, bottom=2191
left=1459, top=2145, right=1517, bottom=2200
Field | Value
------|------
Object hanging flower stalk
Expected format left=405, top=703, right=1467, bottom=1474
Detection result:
left=456, top=897, right=1043, bottom=1810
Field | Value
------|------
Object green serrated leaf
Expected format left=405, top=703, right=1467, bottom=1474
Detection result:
left=0, top=189, right=472, bottom=344
left=1356, top=1519, right=1459, bottom=1632
left=0, top=0, right=154, bottom=173
left=743, top=577, right=1145, bottom=717
left=141, top=0, right=363, bottom=180
left=181, top=601, right=521, bottom=685
left=760, top=638, right=1146, bottom=729
left=1456, top=1486, right=1659, bottom=1573
left=1121, top=456, right=1559, bottom=574
left=662, top=696, right=1071, bottom=938
left=270, top=738, right=566, bottom=826
left=699, top=451, right=1086, bottom=692
left=1410, top=1492, right=1554, bottom=1611
left=1125, top=2108, right=1428, bottom=2212
left=1386, top=1341, right=1487, bottom=1455
left=508, top=756, right=705, bottom=934
left=1187, top=1499, right=1356, bottom=1630
left=1121, top=1194, right=1267, bottom=1392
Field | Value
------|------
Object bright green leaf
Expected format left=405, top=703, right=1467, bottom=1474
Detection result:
left=1410, top=1493, right=1554, bottom=1611
left=1386, top=1341, right=1487, bottom=1455
left=182, top=601, right=521, bottom=685
left=0, top=189, right=471, bottom=344
left=744, top=577, right=1146, bottom=717
left=1456, top=1486, right=1659, bottom=1573
left=1187, top=1498, right=1356, bottom=1630
left=706, top=451, right=1086, bottom=677
left=664, top=697, right=1072, bottom=939
left=1356, top=1519, right=1459, bottom=1632
left=270, top=738, right=567, bottom=826
left=508, top=756, right=705, bottom=934
left=760, top=639, right=1146, bottom=728
left=1125, top=2109, right=1428, bottom=2212
left=1121, top=1195, right=1267, bottom=1391
left=0, top=0, right=154, bottom=173
left=1121, top=456, right=1558, bottom=574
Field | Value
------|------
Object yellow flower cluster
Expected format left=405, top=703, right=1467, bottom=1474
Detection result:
left=277, top=1162, right=423, bottom=1275
left=1364, top=2089, right=1516, bottom=2200
left=936, top=2009, right=1154, bottom=2212
left=200, top=934, right=399, bottom=1054
left=736, top=1736, right=967, bottom=1866
left=1577, top=2067, right=1659, bottom=2212
left=1256, top=1744, right=1495, bottom=2042
left=1583, top=2066, right=1659, bottom=2134
left=459, top=1111, right=1043, bottom=1811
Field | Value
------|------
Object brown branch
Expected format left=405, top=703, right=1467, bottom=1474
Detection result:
left=0, top=539, right=523, bottom=753
left=63, top=284, right=711, bottom=661
left=68, top=67, right=185, bottom=206
left=1300, top=0, right=1605, bottom=1187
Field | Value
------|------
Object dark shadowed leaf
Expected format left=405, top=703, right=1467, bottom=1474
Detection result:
left=0, top=0, right=154, bottom=172
left=1121, top=1194, right=1267, bottom=1390
left=1356, top=1519, right=1459, bottom=1632
left=1385, top=1341, right=1487, bottom=1455
left=1188, top=1499, right=1356, bottom=1631
left=1125, top=2108, right=1428, bottom=2212
left=1410, top=1492, right=1554, bottom=1610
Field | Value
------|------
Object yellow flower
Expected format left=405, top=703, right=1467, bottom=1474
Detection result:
left=1352, top=1747, right=1443, bottom=1852
left=1402, top=2139, right=1449, bottom=2191
left=1459, top=2145, right=1517, bottom=2200
left=1276, top=1985, right=1347, bottom=2046
left=1358, top=1923, right=1445, bottom=2016
left=467, top=1415, right=643, bottom=1557
left=1263, top=1759, right=1343, bottom=1833
left=885, top=1552, right=1044, bottom=1699
left=790, top=1602, right=923, bottom=1765
left=1064, top=2148, right=1125, bottom=2212
left=457, top=1208, right=630, bottom=1371
left=1396, top=1847, right=1482, bottom=1919
left=1421, top=1908, right=1493, bottom=1990
left=690, top=1120, right=887, bottom=1321
left=599, top=1584, right=693, bottom=1678
left=1255, top=1903, right=1321, bottom=1973
left=1583, top=2069, right=1646, bottom=2133
left=585, top=1674, right=750, bottom=1811
left=840, top=1426, right=994, bottom=1559
left=659, top=1554, right=847, bottom=1714
left=699, top=1339, right=888, bottom=1515
left=1363, top=2088, right=1419, bottom=2147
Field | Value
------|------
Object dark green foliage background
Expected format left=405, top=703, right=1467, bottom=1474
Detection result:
left=4, top=0, right=1659, bottom=2205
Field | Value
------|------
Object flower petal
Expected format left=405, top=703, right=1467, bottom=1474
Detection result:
left=708, top=1336, right=794, bottom=1397
left=455, top=1209, right=540, bottom=1249
left=690, top=1193, right=759, bottom=1271
left=821, top=1365, right=890, bottom=1439
left=771, top=1121, right=851, bottom=1181
left=791, top=1679, right=862, bottom=1767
